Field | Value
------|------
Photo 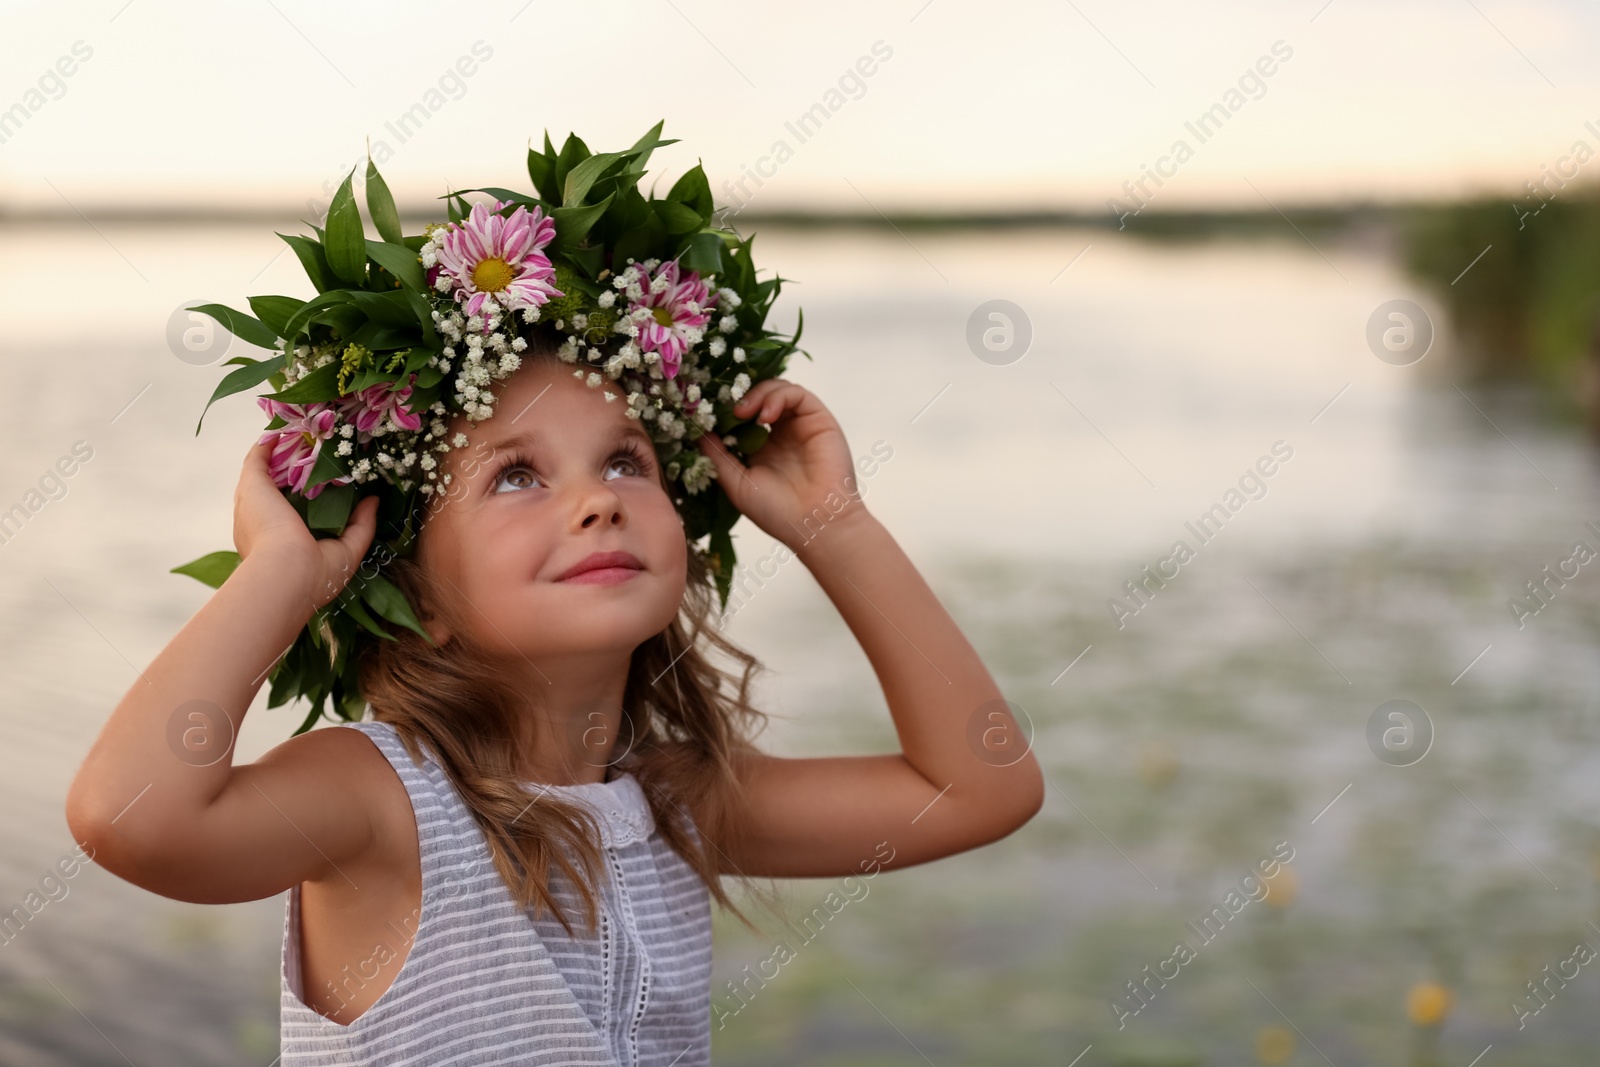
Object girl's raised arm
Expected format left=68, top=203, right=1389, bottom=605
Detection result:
left=65, top=442, right=393, bottom=904
left=693, top=382, right=1046, bottom=879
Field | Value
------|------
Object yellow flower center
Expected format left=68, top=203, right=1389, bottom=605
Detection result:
left=651, top=307, right=675, bottom=327
left=471, top=257, right=515, bottom=293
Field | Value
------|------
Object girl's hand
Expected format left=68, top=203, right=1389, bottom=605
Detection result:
left=233, top=439, right=379, bottom=611
left=694, top=380, right=867, bottom=550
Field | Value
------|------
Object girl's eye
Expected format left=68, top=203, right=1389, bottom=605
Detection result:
left=491, top=444, right=652, bottom=495
left=605, top=446, right=649, bottom=480
left=494, top=466, right=538, bottom=494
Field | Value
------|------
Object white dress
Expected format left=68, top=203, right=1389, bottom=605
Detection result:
left=278, top=719, right=715, bottom=1066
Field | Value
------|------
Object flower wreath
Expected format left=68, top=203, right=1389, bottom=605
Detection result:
left=172, top=122, right=807, bottom=735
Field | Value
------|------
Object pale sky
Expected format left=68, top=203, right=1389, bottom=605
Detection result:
left=0, top=0, right=1596, bottom=216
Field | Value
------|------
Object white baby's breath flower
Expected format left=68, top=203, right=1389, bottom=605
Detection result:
left=681, top=452, right=714, bottom=493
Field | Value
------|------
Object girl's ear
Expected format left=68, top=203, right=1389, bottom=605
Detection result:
left=422, top=614, right=452, bottom=645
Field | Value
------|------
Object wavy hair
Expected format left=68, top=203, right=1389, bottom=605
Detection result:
left=356, top=343, right=782, bottom=940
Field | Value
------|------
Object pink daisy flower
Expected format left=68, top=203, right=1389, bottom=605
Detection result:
left=338, top=375, right=423, bottom=441
left=433, top=199, right=563, bottom=318
left=257, top=397, right=352, bottom=499
left=631, top=260, right=715, bottom=379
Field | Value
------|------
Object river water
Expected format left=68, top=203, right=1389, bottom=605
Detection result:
left=1, top=221, right=1597, bottom=1065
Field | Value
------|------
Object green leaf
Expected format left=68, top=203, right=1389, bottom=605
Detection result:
left=325, top=168, right=367, bottom=284
left=451, top=187, right=544, bottom=212
left=679, top=230, right=725, bottom=276
left=170, top=550, right=242, bottom=589
left=614, top=186, right=652, bottom=229
left=359, top=573, right=433, bottom=642
left=189, top=303, right=278, bottom=349
left=346, top=364, right=393, bottom=395
left=196, top=354, right=286, bottom=435
left=247, top=295, right=307, bottom=339
left=311, top=303, right=367, bottom=340
left=336, top=586, right=397, bottom=641
left=265, top=639, right=304, bottom=709
left=612, top=215, right=666, bottom=270
left=306, top=483, right=356, bottom=531
left=271, top=360, right=342, bottom=404
left=653, top=200, right=703, bottom=235
left=551, top=192, right=614, bottom=252
left=565, top=244, right=605, bottom=278
left=279, top=233, right=336, bottom=293
left=562, top=151, right=623, bottom=208
left=553, top=133, right=592, bottom=203
left=342, top=288, right=416, bottom=326
left=305, top=444, right=353, bottom=498
left=402, top=291, right=440, bottom=346
left=733, top=420, right=771, bottom=454
left=666, top=162, right=713, bottom=217
left=528, top=140, right=557, bottom=201
left=707, top=521, right=735, bottom=611
left=364, top=239, right=425, bottom=291
left=625, top=120, right=676, bottom=172
left=344, top=322, right=417, bottom=352
left=281, top=290, right=356, bottom=344
left=335, top=676, right=367, bottom=722
left=365, top=155, right=403, bottom=243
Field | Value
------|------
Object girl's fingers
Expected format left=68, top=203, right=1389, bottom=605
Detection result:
left=343, top=494, right=378, bottom=539
left=733, top=380, right=787, bottom=420
left=735, top=381, right=803, bottom=426
left=338, top=496, right=380, bottom=563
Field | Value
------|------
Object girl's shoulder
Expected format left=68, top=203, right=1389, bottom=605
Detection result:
left=279, top=719, right=422, bottom=879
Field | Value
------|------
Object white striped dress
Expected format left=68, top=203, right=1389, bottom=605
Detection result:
left=279, top=719, right=715, bottom=1066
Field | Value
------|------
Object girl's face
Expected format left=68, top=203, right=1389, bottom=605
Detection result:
left=416, top=356, right=689, bottom=663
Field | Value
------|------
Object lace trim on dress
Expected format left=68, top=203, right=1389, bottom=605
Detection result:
left=532, top=773, right=655, bottom=850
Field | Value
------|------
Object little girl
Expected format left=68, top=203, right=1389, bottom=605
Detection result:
left=64, top=143, right=1043, bottom=1064
left=66, top=335, right=1043, bottom=1063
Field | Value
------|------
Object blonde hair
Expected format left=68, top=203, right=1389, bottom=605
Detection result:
left=356, top=341, right=780, bottom=939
